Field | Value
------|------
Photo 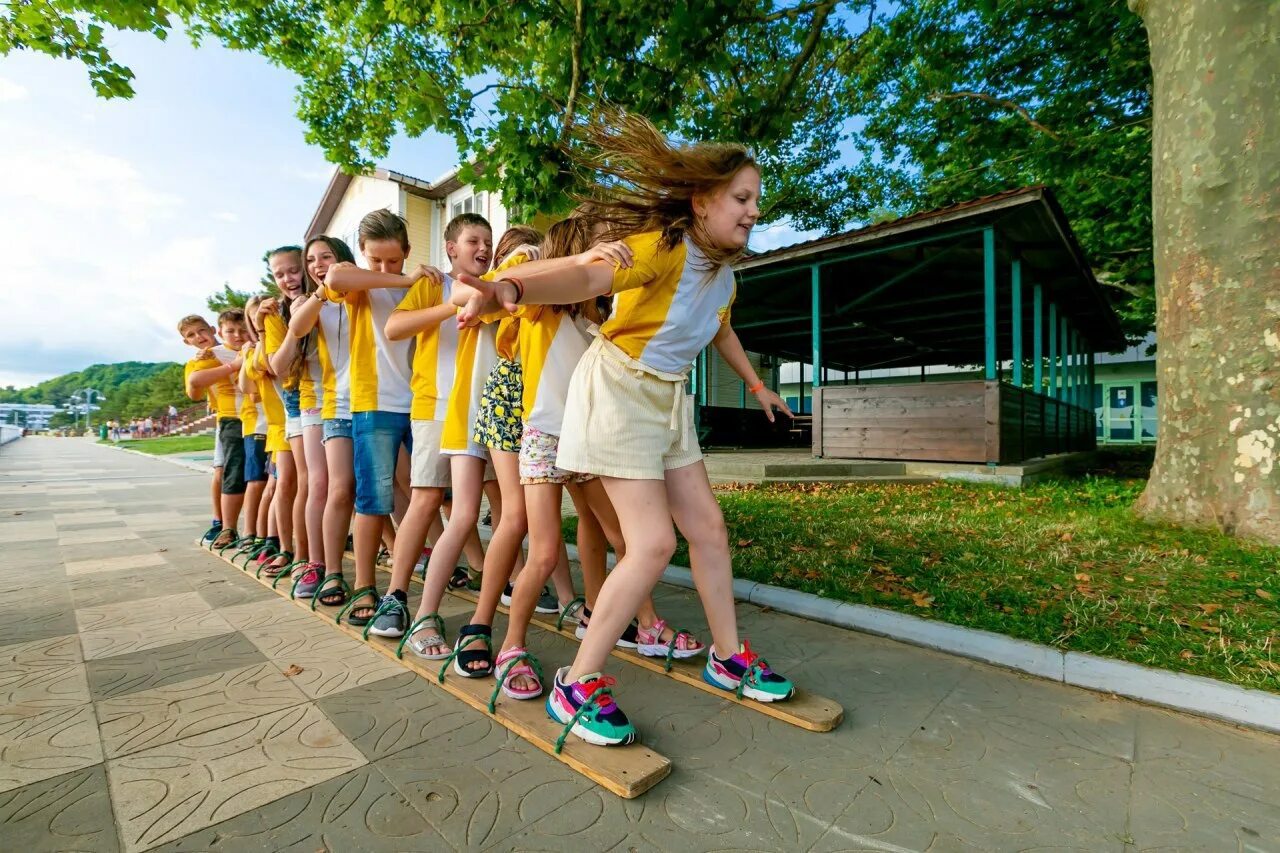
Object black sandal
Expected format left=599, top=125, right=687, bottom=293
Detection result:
left=261, top=551, right=294, bottom=579
left=448, top=565, right=471, bottom=590
left=338, top=586, right=380, bottom=626
left=311, top=572, right=349, bottom=610
left=442, top=624, right=493, bottom=680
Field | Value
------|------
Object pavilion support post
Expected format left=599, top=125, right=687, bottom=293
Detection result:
left=1011, top=258, right=1023, bottom=386
left=811, top=264, right=822, bottom=407
left=1033, top=284, right=1044, bottom=392
left=1048, top=303, right=1059, bottom=399
left=983, top=228, right=997, bottom=381
left=1061, top=322, right=1071, bottom=403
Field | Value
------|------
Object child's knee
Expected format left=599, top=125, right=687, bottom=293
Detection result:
left=633, top=531, right=676, bottom=566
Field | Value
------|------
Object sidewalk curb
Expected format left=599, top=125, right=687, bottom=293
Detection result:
left=564, top=543, right=1280, bottom=735
left=100, top=442, right=1280, bottom=735
left=102, top=443, right=215, bottom=475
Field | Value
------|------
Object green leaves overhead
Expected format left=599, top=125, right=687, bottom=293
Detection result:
left=5, top=1, right=1154, bottom=333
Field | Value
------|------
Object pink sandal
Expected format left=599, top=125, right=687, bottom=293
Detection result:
left=495, top=646, right=544, bottom=701
left=636, top=619, right=705, bottom=660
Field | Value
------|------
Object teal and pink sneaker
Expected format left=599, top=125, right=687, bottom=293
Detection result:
left=702, top=640, right=795, bottom=702
left=545, top=668, right=637, bottom=747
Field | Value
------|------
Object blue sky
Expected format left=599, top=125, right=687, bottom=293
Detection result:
left=0, top=31, right=817, bottom=389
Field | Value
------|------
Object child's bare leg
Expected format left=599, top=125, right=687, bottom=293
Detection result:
left=322, top=437, right=354, bottom=576
left=243, top=480, right=265, bottom=538
left=566, top=484, right=607, bottom=608
left=387, top=487, right=443, bottom=594
left=551, top=543, right=576, bottom=605
left=272, top=451, right=297, bottom=557
left=302, top=426, right=327, bottom=562
left=664, top=461, right=737, bottom=657
left=220, top=492, right=244, bottom=534
left=352, top=513, right=384, bottom=616
left=567, top=477, right=674, bottom=682
left=290, top=436, right=308, bottom=559
left=471, top=450, right=525, bottom=627
left=411, top=456, right=485, bottom=658
left=210, top=469, right=221, bottom=523
left=500, top=482, right=563, bottom=692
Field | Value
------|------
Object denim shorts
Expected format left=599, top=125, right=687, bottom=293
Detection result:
left=322, top=417, right=352, bottom=444
left=243, top=435, right=268, bottom=482
left=282, top=388, right=302, bottom=419
left=352, top=411, right=412, bottom=515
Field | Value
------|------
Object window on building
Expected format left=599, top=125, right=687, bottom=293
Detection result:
left=1140, top=381, right=1158, bottom=440
left=450, top=192, right=485, bottom=219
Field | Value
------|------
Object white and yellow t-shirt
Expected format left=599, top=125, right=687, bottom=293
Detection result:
left=261, top=312, right=304, bottom=411
left=323, top=284, right=413, bottom=414
left=515, top=305, right=593, bottom=436
left=396, top=275, right=459, bottom=422
left=441, top=254, right=529, bottom=451
left=184, top=350, right=235, bottom=421
left=316, top=301, right=351, bottom=420
left=495, top=316, right=519, bottom=362
left=604, top=232, right=736, bottom=374
left=238, top=343, right=268, bottom=436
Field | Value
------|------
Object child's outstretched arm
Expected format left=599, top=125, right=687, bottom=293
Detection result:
left=385, top=302, right=461, bottom=341
left=325, top=262, right=442, bottom=293
left=712, top=323, right=793, bottom=423
left=455, top=263, right=614, bottom=326
left=187, top=358, right=238, bottom=394
left=450, top=242, right=634, bottom=316
left=289, top=291, right=324, bottom=337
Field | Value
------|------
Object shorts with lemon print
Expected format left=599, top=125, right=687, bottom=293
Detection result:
left=473, top=357, right=524, bottom=453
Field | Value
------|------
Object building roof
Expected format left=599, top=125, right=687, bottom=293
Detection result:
left=304, top=166, right=469, bottom=239
left=731, top=186, right=1128, bottom=372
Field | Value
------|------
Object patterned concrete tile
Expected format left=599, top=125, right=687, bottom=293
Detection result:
left=77, top=592, right=233, bottom=661
left=87, top=632, right=266, bottom=700
left=54, top=509, right=122, bottom=525
left=70, top=565, right=190, bottom=610
left=0, top=633, right=82, bottom=669
left=189, top=574, right=277, bottom=609
left=97, top=662, right=309, bottom=759
left=377, top=716, right=588, bottom=850
left=256, top=638, right=404, bottom=701
left=4, top=603, right=79, bottom=648
left=0, top=664, right=90, bottom=721
left=316, top=672, right=470, bottom=762
left=106, top=703, right=367, bottom=852
left=0, top=520, right=59, bottom=542
left=58, top=528, right=140, bottom=546
left=0, top=763, right=121, bottom=853
left=152, top=765, right=453, bottom=852
left=1127, top=768, right=1280, bottom=851
left=60, top=538, right=163, bottom=564
left=0, top=705, right=104, bottom=794
left=937, top=664, right=1138, bottom=763
left=1134, top=709, right=1280, bottom=806
left=809, top=730, right=1131, bottom=852
left=47, top=498, right=111, bottom=509
left=218, top=598, right=315, bottom=632
left=121, top=513, right=192, bottom=532
left=64, top=551, right=169, bottom=578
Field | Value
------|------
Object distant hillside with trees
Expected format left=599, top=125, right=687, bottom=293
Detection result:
left=0, top=362, right=191, bottom=425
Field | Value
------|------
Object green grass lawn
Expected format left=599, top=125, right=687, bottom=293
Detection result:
left=565, top=457, right=1280, bottom=693
left=102, top=435, right=214, bottom=455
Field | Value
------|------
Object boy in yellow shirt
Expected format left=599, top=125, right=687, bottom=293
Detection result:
left=181, top=310, right=249, bottom=549
left=323, top=209, right=443, bottom=626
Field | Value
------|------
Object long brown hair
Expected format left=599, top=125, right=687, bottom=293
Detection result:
left=569, top=109, right=757, bottom=268
left=494, top=224, right=543, bottom=266
left=540, top=217, right=604, bottom=324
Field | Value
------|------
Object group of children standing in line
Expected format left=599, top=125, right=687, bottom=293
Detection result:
left=180, top=114, right=798, bottom=747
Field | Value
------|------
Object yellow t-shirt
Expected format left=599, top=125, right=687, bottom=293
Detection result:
left=184, top=344, right=242, bottom=420
left=238, top=343, right=267, bottom=435
left=604, top=232, right=736, bottom=374
left=261, top=313, right=298, bottom=393
left=441, top=254, right=529, bottom=451
left=246, top=341, right=287, bottom=430
left=515, top=304, right=593, bottom=436
left=323, top=282, right=413, bottom=414
left=495, top=316, right=520, bottom=362
left=396, top=275, right=459, bottom=422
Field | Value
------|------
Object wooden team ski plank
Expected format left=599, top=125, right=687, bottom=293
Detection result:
left=199, top=545, right=671, bottom=798
left=440, top=584, right=844, bottom=733
left=349, top=550, right=843, bottom=730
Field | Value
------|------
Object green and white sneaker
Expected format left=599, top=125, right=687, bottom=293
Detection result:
left=702, top=640, right=795, bottom=702
left=545, top=668, right=636, bottom=747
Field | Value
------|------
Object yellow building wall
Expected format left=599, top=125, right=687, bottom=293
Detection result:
left=404, top=194, right=434, bottom=271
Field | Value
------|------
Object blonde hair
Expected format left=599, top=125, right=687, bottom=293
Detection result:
left=569, top=109, right=757, bottom=268
left=243, top=296, right=264, bottom=344
left=177, top=315, right=209, bottom=334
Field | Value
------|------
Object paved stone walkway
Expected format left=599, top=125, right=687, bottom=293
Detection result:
left=2, top=436, right=1279, bottom=852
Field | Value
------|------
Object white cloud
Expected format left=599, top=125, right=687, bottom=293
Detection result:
left=213, top=211, right=239, bottom=222
left=0, top=131, right=260, bottom=383
left=750, top=221, right=824, bottom=253
left=0, top=77, right=28, bottom=102
left=288, top=165, right=335, bottom=184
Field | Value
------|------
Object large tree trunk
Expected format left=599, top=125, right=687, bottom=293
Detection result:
left=1128, top=0, right=1280, bottom=543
